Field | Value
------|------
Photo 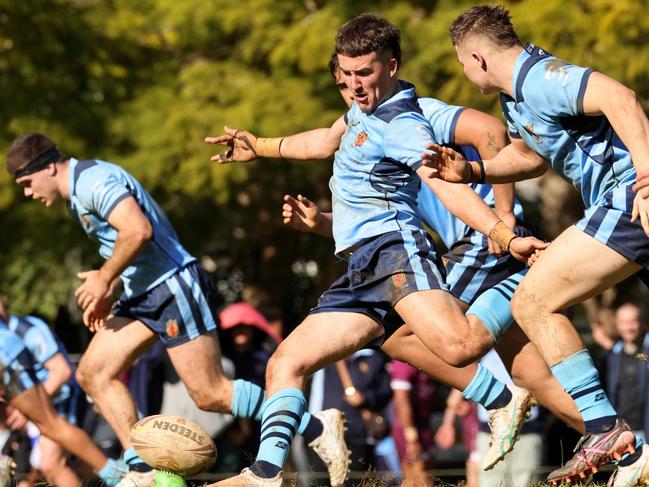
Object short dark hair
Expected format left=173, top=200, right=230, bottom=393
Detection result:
left=6, top=132, right=62, bottom=176
left=335, top=13, right=401, bottom=66
left=449, top=5, right=522, bottom=49
left=328, top=52, right=339, bottom=79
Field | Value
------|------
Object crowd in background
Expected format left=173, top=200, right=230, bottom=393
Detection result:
left=1, top=294, right=647, bottom=487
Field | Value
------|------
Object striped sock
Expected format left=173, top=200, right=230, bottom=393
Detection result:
left=250, top=388, right=306, bottom=478
left=297, top=412, right=323, bottom=443
left=122, top=447, right=151, bottom=472
left=551, top=349, right=617, bottom=433
left=462, top=363, right=512, bottom=410
left=231, top=379, right=266, bottom=420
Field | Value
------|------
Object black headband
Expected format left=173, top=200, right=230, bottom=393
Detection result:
left=14, top=147, right=62, bottom=179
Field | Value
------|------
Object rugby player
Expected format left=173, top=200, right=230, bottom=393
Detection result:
left=423, top=5, right=649, bottom=485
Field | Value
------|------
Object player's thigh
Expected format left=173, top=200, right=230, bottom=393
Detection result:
left=268, top=312, right=383, bottom=382
left=394, top=289, right=467, bottom=335
left=78, top=316, right=157, bottom=378
left=166, top=331, right=228, bottom=392
left=514, top=226, right=641, bottom=314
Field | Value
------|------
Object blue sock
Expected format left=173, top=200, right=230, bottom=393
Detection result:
left=231, top=379, right=266, bottom=420
left=250, top=388, right=306, bottom=478
left=297, top=412, right=323, bottom=443
left=551, top=349, right=618, bottom=433
left=98, top=458, right=127, bottom=487
left=466, top=271, right=525, bottom=342
left=123, top=447, right=151, bottom=472
left=462, top=363, right=511, bottom=410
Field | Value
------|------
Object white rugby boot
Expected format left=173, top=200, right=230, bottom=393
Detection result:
left=481, top=384, right=536, bottom=470
left=309, top=408, right=351, bottom=487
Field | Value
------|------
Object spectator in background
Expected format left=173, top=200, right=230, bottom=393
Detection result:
left=390, top=360, right=436, bottom=487
left=601, top=303, right=649, bottom=443
left=435, top=389, right=479, bottom=487
left=307, top=350, right=392, bottom=486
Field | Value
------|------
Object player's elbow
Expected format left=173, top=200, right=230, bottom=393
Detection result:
left=133, top=219, right=153, bottom=243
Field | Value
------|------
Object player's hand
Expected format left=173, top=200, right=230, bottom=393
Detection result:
left=82, top=296, right=114, bottom=332
left=5, top=405, right=27, bottom=431
left=75, top=270, right=112, bottom=312
left=434, top=423, right=456, bottom=450
left=631, top=186, right=649, bottom=237
left=282, top=194, right=321, bottom=233
left=526, top=247, right=545, bottom=267
left=205, top=126, right=258, bottom=163
left=421, top=144, right=472, bottom=183
left=489, top=212, right=517, bottom=257
left=508, top=236, right=549, bottom=262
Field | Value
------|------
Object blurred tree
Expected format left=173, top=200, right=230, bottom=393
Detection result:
left=0, top=0, right=647, bottom=335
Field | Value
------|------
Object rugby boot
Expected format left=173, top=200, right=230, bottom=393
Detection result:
left=309, top=409, right=351, bottom=487
left=0, top=454, right=15, bottom=487
left=116, top=469, right=156, bottom=487
left=205, top=467, right=285, bottom=486
left=548, top=418, right=636, bottom=485
left=607, top=444, right=649, bottom=487
left=482, top=384, right=536, bottom=470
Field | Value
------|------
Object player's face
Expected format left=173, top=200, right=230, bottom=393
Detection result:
left=15, top=166, right=60, bottom=207
left=455, top=43, right=498, bottom=95
left=334, top=69, right=354, bottom=109
left=337, top=51, right=398, bottom=113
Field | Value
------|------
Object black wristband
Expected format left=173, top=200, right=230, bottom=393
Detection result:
left=476, top=159, right=486, bottom=184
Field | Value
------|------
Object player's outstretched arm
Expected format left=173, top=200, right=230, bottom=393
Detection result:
left=420, top=170, right=548, bottom=262
left=455, top=109, right=516, bottom=255
left=583, top=72, right=649, bottom=236
left=205, top=116, right=347, bottom=163
left=422, top=138, right=547, bottom=184
left=282, top=194, right=333, bottom=238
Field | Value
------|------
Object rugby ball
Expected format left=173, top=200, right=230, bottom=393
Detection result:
left=130, top=415, right=216, bottom=476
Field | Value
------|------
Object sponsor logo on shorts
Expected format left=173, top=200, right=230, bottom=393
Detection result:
left=166, top=319, right=179, bottom=338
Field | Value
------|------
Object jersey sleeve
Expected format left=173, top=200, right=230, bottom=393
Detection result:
left=418, top=98, right=465, bottom=145
left=23, top=316, right=60, bottom=364
left=500, top=94, right=522, bottom=140
left=526, top=60, right=593, bottom=118
left=384, top=111, right=434, bottom=170
left=75, top=166, right=132, bottom=220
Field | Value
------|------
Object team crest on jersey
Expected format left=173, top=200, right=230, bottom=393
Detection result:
left=354, top=131, right=368, bottom=147
left=166, top=319, right=179, bottom=338
left=392, top=272, right=407, bottom=288
left=524, top=123, right=542, bottom=143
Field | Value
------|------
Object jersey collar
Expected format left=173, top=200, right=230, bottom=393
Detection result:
left=511, top=43, right=553, bottom=103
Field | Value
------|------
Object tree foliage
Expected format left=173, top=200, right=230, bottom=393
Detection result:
left=1, top=0, right=648, bottom=333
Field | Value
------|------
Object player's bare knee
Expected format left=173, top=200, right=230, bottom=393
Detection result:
left=511, top=284, right=539, bottom=326
left=266, top=351, right=307, bottom=384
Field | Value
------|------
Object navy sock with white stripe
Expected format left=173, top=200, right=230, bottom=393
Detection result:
left=250, top=388, right=306, bottom=478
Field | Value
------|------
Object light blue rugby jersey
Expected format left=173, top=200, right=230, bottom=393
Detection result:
left=331, top=81, right=433, bottom=254
left=416, top=97, right=523, bottom=248
left=2, top=315, right=72, bottom=402
left=0, top=326, right=28, bottom=368
left=500, top=43, right=636, bottom=207
left=67, top=158, right=195, bottom=297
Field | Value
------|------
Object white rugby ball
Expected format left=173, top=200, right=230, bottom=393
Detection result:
left=130, top=415, right=217, bottom=476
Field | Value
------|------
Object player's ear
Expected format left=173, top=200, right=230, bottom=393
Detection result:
left=472, top=52, right=487, bottom=71
left=47, top=162, right=57, bottom=176
left=388, top=57, right=398, bottom=77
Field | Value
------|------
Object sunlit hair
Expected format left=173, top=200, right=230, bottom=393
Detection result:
left=449, top=5, right=523, bottom=49
left=335, top=13, right=401, bottom=66
left=6, top=132, right=62, bottom=176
